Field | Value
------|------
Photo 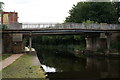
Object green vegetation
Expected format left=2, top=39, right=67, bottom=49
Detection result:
left=34, top=45, right=85, bottom=54
left=0, top=24, right=8, bottom=30
left=82, top=20, right=98, bottom=23
left=2, top=54, right=12, bottom=60
left=2, top=53, right=46, bottom=78
left=0, top=2, right=4, bottom=12
left=110, top=35, right=120, bottom=53
left=113, top=2, right=120, bottom=18
left=31, top=35, right=85, bottom=46
left=65, top=2, right=118, bottom=24
left=0, top=2, right=8, bottom=30
left=97, top=48, right=105, bottom=53
left=0, top=54, right=12, bottom=61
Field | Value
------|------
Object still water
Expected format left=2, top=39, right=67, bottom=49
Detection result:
left=35, top=45, right=120, bottom=79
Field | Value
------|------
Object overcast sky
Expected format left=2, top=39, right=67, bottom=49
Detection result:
left=1, top=0, right=83, bottom=23
left=1, top=0, right=120, bottom=23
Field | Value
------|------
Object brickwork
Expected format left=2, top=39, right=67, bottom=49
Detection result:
left=1, top=12, right=18, bottom=24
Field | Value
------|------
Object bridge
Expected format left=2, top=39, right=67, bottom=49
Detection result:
left=2, top=23, right=120, bottom=35
left=1, top=23, right=120, bottom=53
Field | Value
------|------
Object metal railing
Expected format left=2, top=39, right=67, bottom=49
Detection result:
left=22, top=23, right=120, bottom=30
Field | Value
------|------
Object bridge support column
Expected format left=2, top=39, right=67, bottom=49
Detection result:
left=85, top=37, right=92, bottom=50
left=29, top=32, right=32, bottom=53
left=85, top=35, right=100, bottom=51
left=106, top=33, right=111, bottom=50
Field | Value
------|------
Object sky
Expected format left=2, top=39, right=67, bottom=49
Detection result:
left=1, top=0, right=83, bottom=23
left=1, top=0, right=120, bottom=23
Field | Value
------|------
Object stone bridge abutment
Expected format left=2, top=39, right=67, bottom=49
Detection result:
left=85, top=33, right=113, bottom=51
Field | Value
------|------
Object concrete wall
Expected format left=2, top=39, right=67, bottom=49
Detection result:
left=3, top=23, right=24, bottom=53
left=3, top=34, right=24, bottom=53
left=13, top=34, right=22, bottom=41
left=2, top=34, right=13, bottom=53
left=85, top=33, right=120, bottom=51
left=85, top=34, right=101, bottom=51
left=8, top=23, right=22, bottom=29
left=12, top=41, right=24, bottom=53
left=111, top=33, right=120, bottom=42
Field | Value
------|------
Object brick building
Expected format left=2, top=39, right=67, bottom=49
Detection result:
left=1, top=12, right=18, bottom=24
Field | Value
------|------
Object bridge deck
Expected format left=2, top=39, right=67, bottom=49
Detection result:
left=2, top=29, right=120, bottom=36
left=1, top=23, right=120, bottom=35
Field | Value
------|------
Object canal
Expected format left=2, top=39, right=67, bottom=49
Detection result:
left=34, top=45, right=120, bottom=79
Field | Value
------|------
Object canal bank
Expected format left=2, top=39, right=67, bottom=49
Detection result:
left=1, top=52, right=46, bottom=79
left=80, top=50, right=120, bottom=59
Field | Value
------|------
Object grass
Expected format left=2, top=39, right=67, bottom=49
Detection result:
left=0, top=54, right=12, bottom=61
left=2, top=53, right=46, bottom=78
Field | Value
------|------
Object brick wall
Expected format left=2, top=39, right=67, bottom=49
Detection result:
left=1, top=12, right=18, bottom=24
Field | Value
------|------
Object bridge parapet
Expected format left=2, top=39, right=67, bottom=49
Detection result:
left=22, top=23, right=120, bottom=30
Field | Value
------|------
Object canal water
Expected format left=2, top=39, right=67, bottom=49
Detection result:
left=35, top=45, right=120, bottom=79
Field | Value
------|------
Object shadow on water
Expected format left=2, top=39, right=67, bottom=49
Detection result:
left=34, top=45, right=120, bottom=80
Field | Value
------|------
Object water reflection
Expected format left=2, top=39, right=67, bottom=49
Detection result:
left=86, top=57, right=120, bottom=78
left=34, top=45, right=120, bottom=79
left=41, top=65, right=56, bottom=72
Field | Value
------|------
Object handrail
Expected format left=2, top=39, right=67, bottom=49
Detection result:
left=22, top=23, right=120, bottom=30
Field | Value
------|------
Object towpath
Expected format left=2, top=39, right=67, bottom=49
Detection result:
left=0, top=54, right=24, bottom=71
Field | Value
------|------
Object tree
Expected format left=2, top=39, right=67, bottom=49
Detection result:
left=65, top=2, right=118, bottom=24
left=113, top=2, right=120, bottom=23
left=0, top=2, right=4, bottom=12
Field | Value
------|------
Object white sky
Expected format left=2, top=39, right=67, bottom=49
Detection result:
left=1, top=0, right=119, bottom=23
left=1, top=0, right=83, bottom=23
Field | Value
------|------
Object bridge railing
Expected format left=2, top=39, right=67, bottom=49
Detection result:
left=22, top=23, right=120, bottom=30
left=4, top=23, right=119, bottom=30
